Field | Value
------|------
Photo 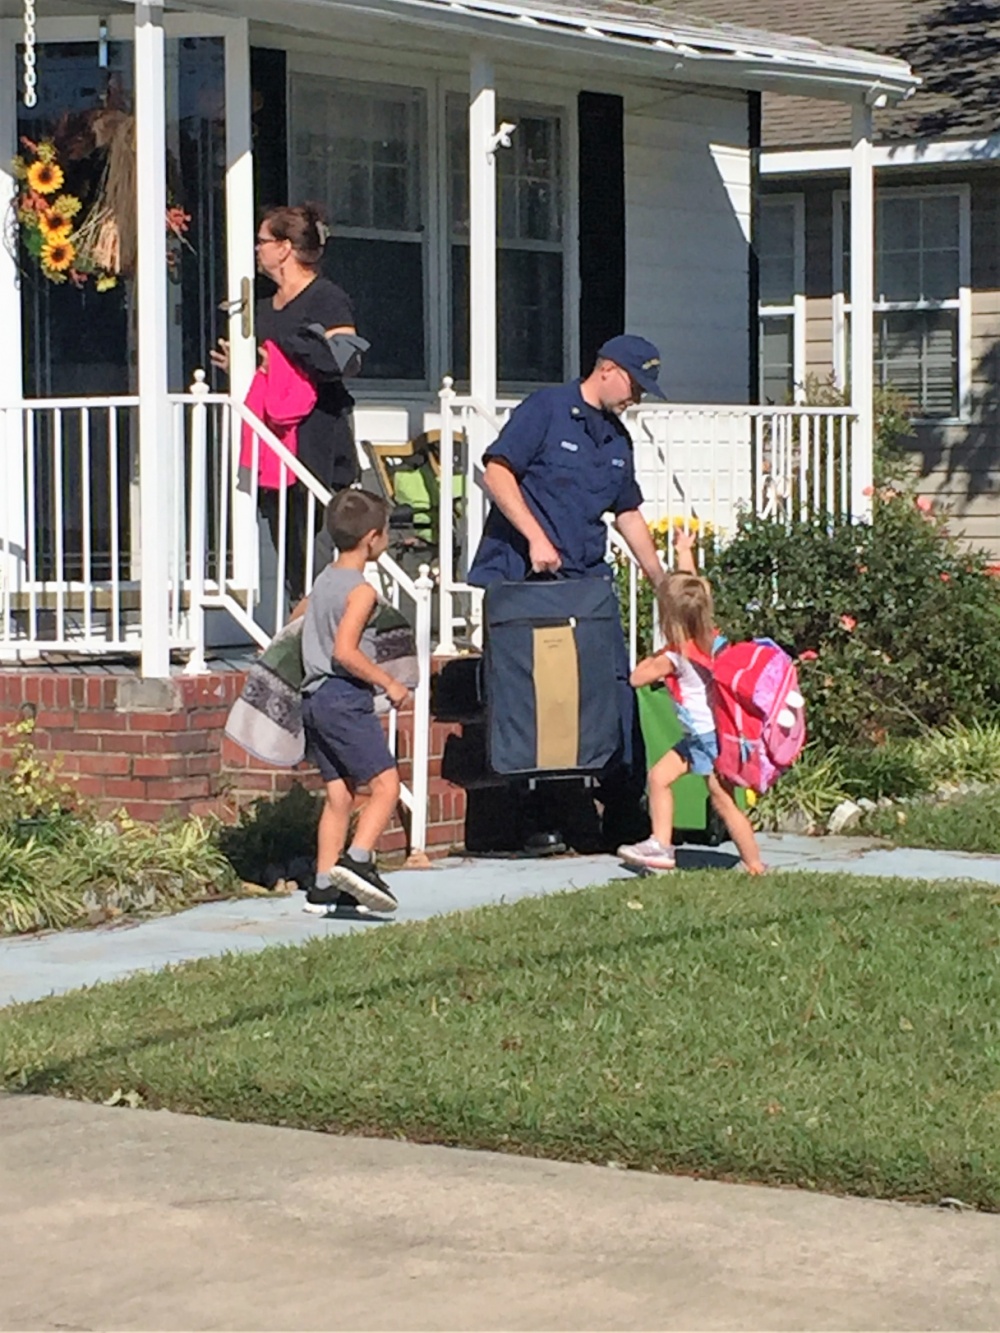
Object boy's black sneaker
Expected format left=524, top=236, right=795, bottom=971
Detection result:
left=334, top=890, right=372, bottom=916
left=303, top=887, right=380, bottom=917
left=303, top=882, right=341, bottom=915
left=328, top=854, right=398, bottom=914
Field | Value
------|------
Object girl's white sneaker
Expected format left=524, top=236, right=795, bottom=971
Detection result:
left=617, top=837, right=676, bottom=871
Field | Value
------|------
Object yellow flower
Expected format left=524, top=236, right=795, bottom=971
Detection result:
left=36, top=140, right=57, bottom=164
left=41, top=237, right=75, bottom=273
left=95, top=273, right=118, bottom=292
left=52, top=193, right=82, bottom=220
left=27, top=159, right=64, bottom=195
left=39, top=211, right=72, bottom=241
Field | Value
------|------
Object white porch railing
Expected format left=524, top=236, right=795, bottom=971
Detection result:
left=0, top=376, right=433, bottom=854
left=436, top=383, right=859, bottom=654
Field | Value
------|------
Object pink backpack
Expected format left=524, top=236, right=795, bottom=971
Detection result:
left=711, top=638, right=806, bottom=793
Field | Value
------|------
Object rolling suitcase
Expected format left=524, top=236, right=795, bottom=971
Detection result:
left=482, top=578, right=622, bottom=778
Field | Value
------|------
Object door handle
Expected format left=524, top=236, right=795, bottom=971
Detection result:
left=240, top=276, right=252, bottom=340
left=218, top=277, right=254, bottom=340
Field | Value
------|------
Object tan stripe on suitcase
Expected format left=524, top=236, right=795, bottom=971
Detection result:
left=532, top=625, right=580, bottom=769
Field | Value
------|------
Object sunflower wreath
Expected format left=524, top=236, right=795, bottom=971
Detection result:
left=11, top=131, right=192, bottom=289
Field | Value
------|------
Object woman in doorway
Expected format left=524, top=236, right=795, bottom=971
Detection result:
left=212, top=202, right=361, bottom=601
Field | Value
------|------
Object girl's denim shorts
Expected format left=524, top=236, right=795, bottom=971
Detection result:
left=674, top=730, right=719, bottom=777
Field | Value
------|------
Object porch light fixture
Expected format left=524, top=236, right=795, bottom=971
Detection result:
left=486, top=120, right=516, bottom=162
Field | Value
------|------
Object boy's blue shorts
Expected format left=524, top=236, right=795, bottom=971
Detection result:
left=674, top=730, right=719, bottom=777
left=303, top=676, right=396, bottom=786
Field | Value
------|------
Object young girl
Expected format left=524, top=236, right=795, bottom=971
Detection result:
left=618, top=529, right=766, bottom=875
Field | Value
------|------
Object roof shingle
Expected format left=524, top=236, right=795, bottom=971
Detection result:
left=650, top=1, right=1000, bottom=146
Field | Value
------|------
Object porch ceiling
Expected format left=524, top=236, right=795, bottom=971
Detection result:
left=180, top=0, right=918, bottom=104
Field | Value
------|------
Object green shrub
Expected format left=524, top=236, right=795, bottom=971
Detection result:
left=0, top=813, right=240, bottom=935
left=0, top=717, right=79, bottom=825
left=216, top=782, right=324, bottom=888
left=836, top=742, right=930, bottom=801
left=704, top=489, right=1000, bottom=750
left=909, top=720, right=1000, bottom=787
left=753, top=746, right=848, bottom=830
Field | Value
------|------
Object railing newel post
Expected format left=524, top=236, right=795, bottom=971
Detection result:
left=183, top=369, right=210, bottom=675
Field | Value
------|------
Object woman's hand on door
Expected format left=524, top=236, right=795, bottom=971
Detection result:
left=209, top=338, right=230, bottom=373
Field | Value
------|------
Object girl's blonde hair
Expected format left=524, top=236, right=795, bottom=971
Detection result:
left=657, top=572, right=715, bottom=658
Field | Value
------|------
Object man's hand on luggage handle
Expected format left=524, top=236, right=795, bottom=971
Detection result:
left=529, top=534, right=562, bottom=575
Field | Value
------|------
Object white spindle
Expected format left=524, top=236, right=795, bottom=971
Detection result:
left=53, top=409, right=65, bottom=639
left=409, top=562, right=434, bottom=857
left=436, top=376, right=457, bottom=654
left=80, top=408, right=92, bottom=641
left=109, top=407, right=121, bottom=642
left=185, top=370, right=209, bottom=673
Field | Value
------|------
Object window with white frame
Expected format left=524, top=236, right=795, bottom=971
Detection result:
left=757, top=195, right=804, bottom=405
left=836, top=189, right=969, bottom=420
left=290, top=76, right=427, bottom=382
left=448, top=96, right=565, bottom=384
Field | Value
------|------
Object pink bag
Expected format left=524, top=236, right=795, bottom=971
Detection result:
left=712, top=638, right=806, bottom=793
left=239, top=340, right=317, bottom=490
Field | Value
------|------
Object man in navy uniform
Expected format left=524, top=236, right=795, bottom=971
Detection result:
left=468, top=334, right=667, bottom=852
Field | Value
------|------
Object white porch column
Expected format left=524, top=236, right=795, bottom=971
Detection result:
left=134, top=0, right=171, bottom=676
left=224, top=20, right=258, bottom=598
left=0, top=29, right=26, bottom=648
left=467, top=52, right=497, bottom=565
left=850, top=101, right=875, bottom=521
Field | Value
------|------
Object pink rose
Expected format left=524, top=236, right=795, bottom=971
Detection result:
left=940, top=572, right=951, bottom=583
left=915, top=495, right=933, bottom=513
left=799, top=650, right=819, bottom=662
left=839, top=615, right=857, bottom=632
left=862, top=485, right=874, bottom=497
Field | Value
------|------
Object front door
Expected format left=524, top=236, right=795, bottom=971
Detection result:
left=2, top=13, right=253, bottom=398
left=0, top=13, right=254, bottom=630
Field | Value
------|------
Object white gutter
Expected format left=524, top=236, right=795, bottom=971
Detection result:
left=202, top=0, right=918, bottom=103
left=763, top=135, right=1000, bottom=174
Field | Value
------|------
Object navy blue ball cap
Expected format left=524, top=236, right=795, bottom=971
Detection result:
left=597, top=334, right=666, bottom=399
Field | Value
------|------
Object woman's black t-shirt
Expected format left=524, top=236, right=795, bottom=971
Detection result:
left=255, top=277, right=360, bottom=491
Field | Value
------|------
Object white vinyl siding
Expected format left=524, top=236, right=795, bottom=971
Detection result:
left=624, top=90, right=751, bottom=403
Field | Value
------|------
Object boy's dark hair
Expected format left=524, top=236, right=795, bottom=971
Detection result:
left=325, top=488, right=390, bottom=551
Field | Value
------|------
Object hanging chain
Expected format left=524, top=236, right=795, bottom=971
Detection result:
left=23, top=0, right=37, bottom=109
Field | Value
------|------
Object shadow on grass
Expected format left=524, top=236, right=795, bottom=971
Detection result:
left=5, top=880, right=918, bottom=1097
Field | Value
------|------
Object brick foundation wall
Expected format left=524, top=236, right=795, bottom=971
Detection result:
left=0, top=667, right=466, bottom=858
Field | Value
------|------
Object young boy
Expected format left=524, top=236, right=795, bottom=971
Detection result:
left=299, top=489, right=410, bottom=915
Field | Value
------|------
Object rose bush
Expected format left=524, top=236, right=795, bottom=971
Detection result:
left=704, top=488, right=1000, bottom=750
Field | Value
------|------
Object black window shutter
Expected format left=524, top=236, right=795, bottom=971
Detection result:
left=748, top=91, right=762, bottom=404
left=577, top=92, right=625, bottom=376
left=250, top=48, right=288, bottom=213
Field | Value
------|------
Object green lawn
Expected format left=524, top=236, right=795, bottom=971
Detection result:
left=862, top=788, right=1000, bottom=854
left=3, top=870, right=999, bottom=1208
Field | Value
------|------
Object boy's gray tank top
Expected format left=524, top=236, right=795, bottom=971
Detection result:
left=301, top=565, right=378, bottom=694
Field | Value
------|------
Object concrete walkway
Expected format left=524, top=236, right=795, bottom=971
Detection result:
left=5, top=833, right=1000, bottom=1008
left=1, top=1094, right=997, bottom=1332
